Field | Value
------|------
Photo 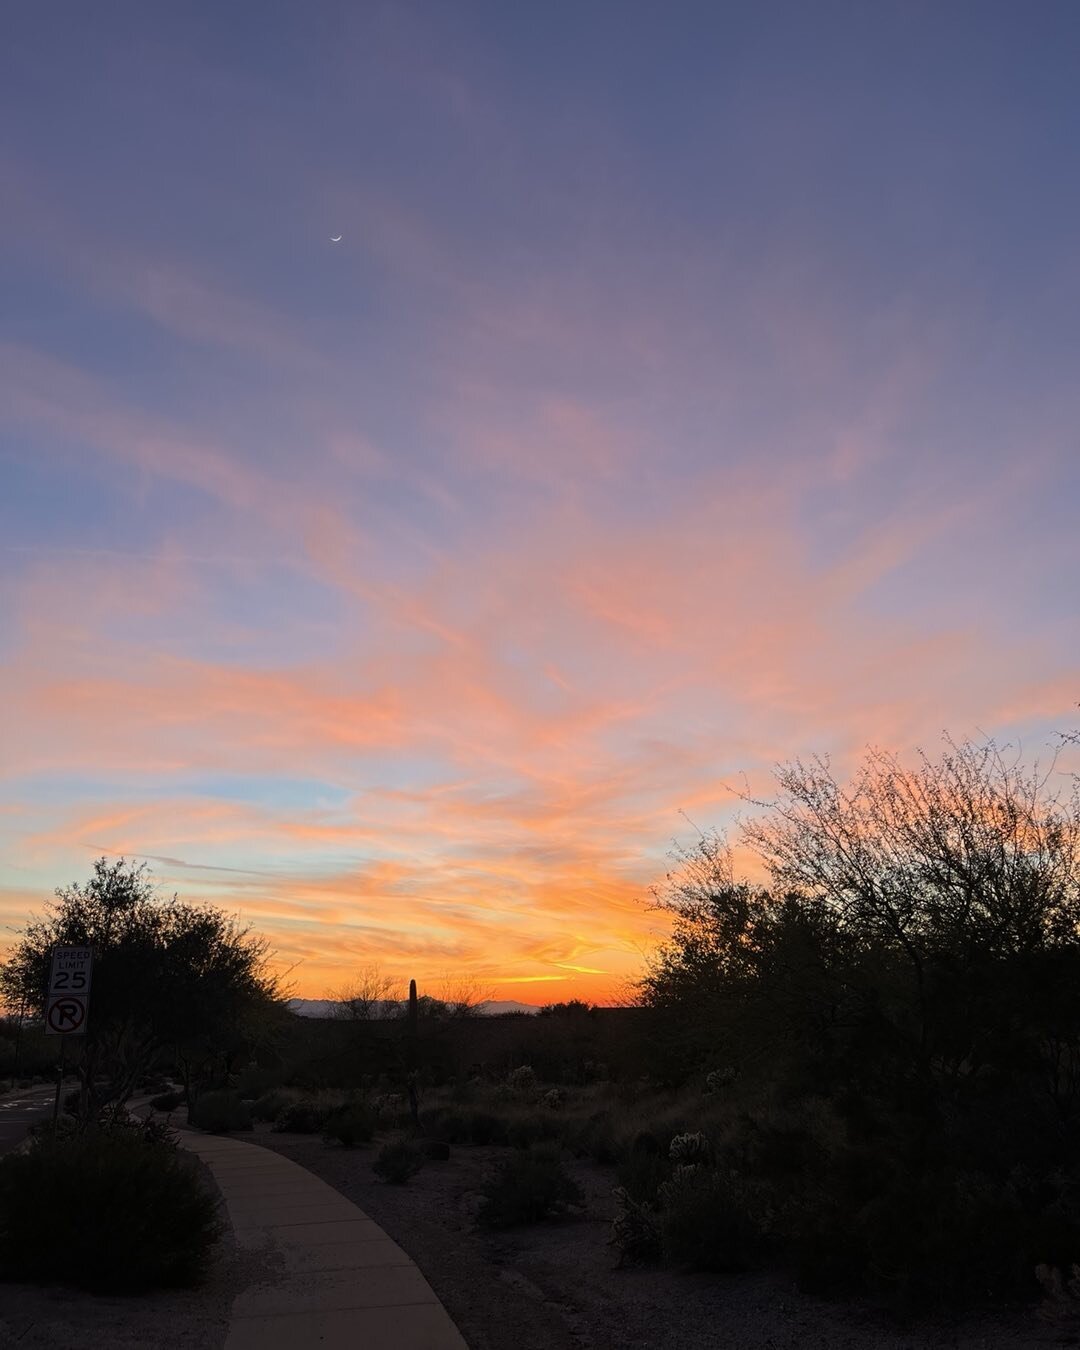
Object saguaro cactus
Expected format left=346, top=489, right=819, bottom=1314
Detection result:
left=406, top=977, right=420, bottom=1125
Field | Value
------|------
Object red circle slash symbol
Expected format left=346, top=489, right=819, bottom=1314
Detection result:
left=47, top=998, right=85, bottom=1033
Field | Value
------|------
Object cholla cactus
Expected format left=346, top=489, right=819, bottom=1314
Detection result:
left=657, top=1163, right=702, bottom=1210
left=668, top=1131, right=711, bottom=1167
left=704, top=1066, right=738, bottom=1094
left=506, top=1065, right=539, bottom=1100
left=610, top=1186, right=661, bottom=1265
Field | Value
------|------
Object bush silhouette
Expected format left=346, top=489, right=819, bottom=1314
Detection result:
left=189, top=1089, right=252, bottom=1133
left=477, top=1145, right=583, bottom=1228
left=372, top=1137, right=425, bottom=1183
left=0, top=1131, right=222, bottom=1290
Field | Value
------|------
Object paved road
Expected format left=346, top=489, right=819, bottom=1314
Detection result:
left=0, top=1085, right=57, bottom=1156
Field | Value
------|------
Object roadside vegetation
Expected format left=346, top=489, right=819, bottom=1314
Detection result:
left=0, top=858, right=285, bottom=1292
left=1, top=732, right=1078, bottom=1333
left=0, top=1111, right=222, bottom=1291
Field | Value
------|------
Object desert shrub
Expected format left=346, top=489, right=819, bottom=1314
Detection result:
left=372, top=1137, right=425, bottom=1184
left=368, top=1092, right=411, bottom=1129
left=669, top=1131, right=711, bottom=1167
left=236, top=1064, right=281, bottom=1099
left=1037, top=1262, right=1080, bottom=1334
left=122, top=1111, right=179, bottom=1148
left=428, top=1107, right=506, bottom=1146
left=28, top=1113, right=79, bottom=1143
left=322, top=1102, right=374, bottom=1147
left=704, top=1067, right=738, bottom=1094
left=272, top=1097, right=333, bottom=1134
left=507, top=1109, right=563, bottom=1150
left=151, top=1088, right=186, bottom=1112
left=616, top=1141, right=671, bottom=1204
left=477, top=1145, right=584, bottom=1228
left=795, top=1163, right=1080, bottom=1308
left=0, top=1130, right=222, bottom=1290
left=566, top=1109, right=619, bottom=1164
left=189, top=1089, right=252, bottom=1133
left=506, top=1065, right=539, bottom=1101
left=611, top=1185, right=662, bottom=1265
left=542, top=1087, right=564, bottom=1110
left=250, top=1086, right=303, bottom=1122
left=658, top=1166, right=764, bottom=1272
left=449, top=1077, right=481, bottom=1104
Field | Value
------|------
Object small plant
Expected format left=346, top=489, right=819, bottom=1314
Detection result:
left=28, top=1113, right=78, bottom=1143
left=509, top=1110, right=562, bottom=1150
left=272, top=1097, right=333, bottom=1134
left=372, top=1137, right=425, bottom=1184
left=370, top=1092, right=410, bottom=1128
left=704, top=1066, right=738, bottom=1094
left=611, top=1185, right=662, bottom=1265
left=506, top=1065, right=539, bottom=1101
left=477, top=1145, right=584, bottom=1228
left=616, top=1142, right=671, bottom=1205
left=430, top=1108, right=506, bottom=1146
left=0, top=1130, right=222, bottom=1290
left=541, top=1087, right=564, bottom=1110
left=668, top=1131, right=711, bottom=1167
left=322, top=1102, right=374, bottom=1148
left=566, top=1109, right=619, bottom=1164
left=658, top=1167, right=762, bottom=1273
left=250, top=1087, right=302, bottom=1122
left=189, top=1089, right=252, bottom=1133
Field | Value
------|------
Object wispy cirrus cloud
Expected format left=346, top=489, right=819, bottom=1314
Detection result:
left=3, top=4, right=1078, bottom=1000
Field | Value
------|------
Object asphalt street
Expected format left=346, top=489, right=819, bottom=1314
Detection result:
left=0, top=1085, right=57, bottom=1156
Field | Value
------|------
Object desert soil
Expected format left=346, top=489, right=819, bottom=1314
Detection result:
left=253, top=1125, right=1061, bottom=1350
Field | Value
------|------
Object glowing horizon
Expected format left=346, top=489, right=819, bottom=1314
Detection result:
left=2, top=4, right=1078, bottom=1003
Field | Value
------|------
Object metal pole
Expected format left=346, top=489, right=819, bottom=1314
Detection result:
left=52, top=1036, right=66, bottom=1128
left=8, top=1000, right=23, bottom=1091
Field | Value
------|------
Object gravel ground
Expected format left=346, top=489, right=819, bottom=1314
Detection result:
left=0, top=1238, right=256, bottom=1350
left=254, top=1126, right=1061, bottom=1350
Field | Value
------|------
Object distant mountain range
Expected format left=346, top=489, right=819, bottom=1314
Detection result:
left=286, top=997, right=540, bottom=1019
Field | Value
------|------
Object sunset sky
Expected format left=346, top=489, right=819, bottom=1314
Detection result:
left=2, top=3, right=1078, bottom=1003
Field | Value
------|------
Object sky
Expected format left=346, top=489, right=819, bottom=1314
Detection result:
left=2, top=1, right=1078, bottom=1004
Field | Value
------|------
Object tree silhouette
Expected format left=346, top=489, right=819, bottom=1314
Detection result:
left=0, top=858, right=283, bottom=1120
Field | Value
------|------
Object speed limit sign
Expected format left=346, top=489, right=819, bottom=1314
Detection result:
left=45, top=947, right=93, bottom=1035
left=49, top=947, right=94, bottom=996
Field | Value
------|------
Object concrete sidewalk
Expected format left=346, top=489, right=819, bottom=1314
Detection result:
left=182, top=1131, right=469, bottom=1350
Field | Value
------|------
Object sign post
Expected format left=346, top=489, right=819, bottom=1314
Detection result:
left=46, top=946, right=94, bottom=1126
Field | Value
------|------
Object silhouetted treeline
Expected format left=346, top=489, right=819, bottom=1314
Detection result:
left=636, top=740, right=1080, bottom=1305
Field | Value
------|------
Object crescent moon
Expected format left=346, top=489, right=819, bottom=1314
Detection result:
left=330, top=235, right=343, bottom=243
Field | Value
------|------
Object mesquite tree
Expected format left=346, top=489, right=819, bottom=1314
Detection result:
left=0, top=858, right=284, bottom=1121
left=643, top=738, right=1080, bottom=1125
